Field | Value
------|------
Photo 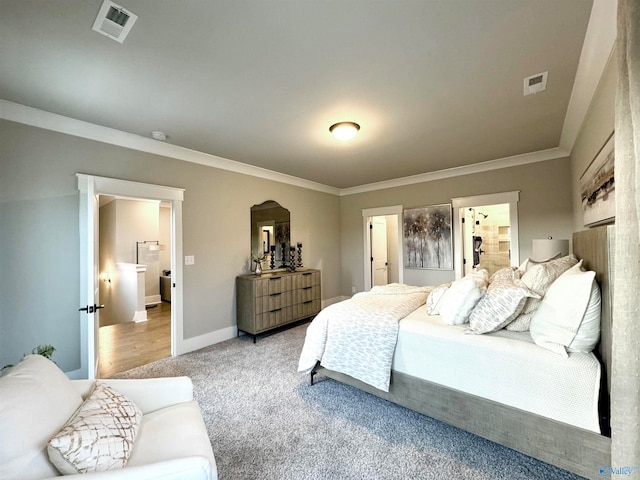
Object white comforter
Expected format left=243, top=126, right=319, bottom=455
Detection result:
left=298, top=284, right=430, bottom=391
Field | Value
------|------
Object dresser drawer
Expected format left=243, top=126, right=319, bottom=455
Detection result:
left=294, top=271, right=320, bottom=289
left=256, top=306, right=293, bottom=331
left=255, top=291, right=293, bottom=314
left=292, top=285, right=320, bottom=304
left=255, top=275, right=294, bottom=296
left=292, top=299, right=320, bottom=320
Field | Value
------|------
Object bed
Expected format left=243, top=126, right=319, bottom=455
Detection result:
left=299, top=226, right=613, bottom=479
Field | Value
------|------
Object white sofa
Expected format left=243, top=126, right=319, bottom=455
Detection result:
left=0, top=355, right=217, bottom=480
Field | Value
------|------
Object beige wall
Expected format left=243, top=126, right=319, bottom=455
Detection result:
left=571, top=50, right=617, bottom=231
left=0, top=120, right=341, bottom=373
left=339, top=158, right=574, bottom=295
left=0, top=42, right=615, bottom=373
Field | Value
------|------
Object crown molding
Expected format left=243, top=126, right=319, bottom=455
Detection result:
left=0, top=99, right=340, bottom=196
left=559, top=0, right=617, bottom=153
left=338, top=147, right=569, bottom=196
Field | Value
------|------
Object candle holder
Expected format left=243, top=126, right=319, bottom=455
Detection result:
left=269, top=245, right=276, bottom=270
left=297, top=242, right=303, bottom=268
left=289, top=247, right=296, bottom=272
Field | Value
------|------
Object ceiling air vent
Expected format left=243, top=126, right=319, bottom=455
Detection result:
left=523, top=71, right=548, bottom=96
left=91, top=0, right=138, bottom=44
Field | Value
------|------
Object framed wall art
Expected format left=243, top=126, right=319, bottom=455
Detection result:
left=580, top=132, right=615, bottom=227
left=403, top=204, right=453, bottom=270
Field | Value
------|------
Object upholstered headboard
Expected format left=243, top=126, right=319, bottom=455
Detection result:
left=572, top=225, right=614, bottom=434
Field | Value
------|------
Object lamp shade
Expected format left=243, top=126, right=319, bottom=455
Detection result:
left=531, top=238, right=569, bottom=262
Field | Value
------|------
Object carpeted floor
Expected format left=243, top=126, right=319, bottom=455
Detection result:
left=114, top=322, right=584, bottom=480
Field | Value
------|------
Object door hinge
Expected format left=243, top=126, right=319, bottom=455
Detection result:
left=462, top=218, right=465, bottom=223
left=463, top=258, right=467, bottom=265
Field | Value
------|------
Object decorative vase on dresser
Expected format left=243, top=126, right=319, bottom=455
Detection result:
left=236, top=269, right=321, bottom=343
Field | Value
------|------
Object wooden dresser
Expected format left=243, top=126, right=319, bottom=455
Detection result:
left=236, top=269, right=321, bottom=342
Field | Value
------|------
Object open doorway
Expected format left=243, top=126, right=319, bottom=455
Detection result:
left=97, top=196, right=172, bottom=377
left=452, top=192, right=520, bottom=279
left=362, top=206, right=403, bottom=292
left=462, top=204, right=511, bottom=277
left=77, top=174, right=184, bottom=380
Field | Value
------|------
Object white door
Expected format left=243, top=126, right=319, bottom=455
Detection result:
left=78, top=178, right=102, bottom=379
left=79, top=174, right=185, bottom=379
left=371, top=216, right=389, bottom=286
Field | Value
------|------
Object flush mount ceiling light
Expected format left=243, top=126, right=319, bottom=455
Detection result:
left=329, top=122, right=360, bottom=141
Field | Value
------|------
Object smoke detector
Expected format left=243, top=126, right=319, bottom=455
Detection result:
left=92, top=0, right=138, bottom=44
left=524, top=71, right=548, bottom=96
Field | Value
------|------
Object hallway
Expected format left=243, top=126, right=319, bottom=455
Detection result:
left=98, top=302, right=171, bottom=378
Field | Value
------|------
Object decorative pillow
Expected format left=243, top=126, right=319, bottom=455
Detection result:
left=0, top=355, right=84, bottom=479
left=517, top=252, right=562, bottom=272
left=489, top=266, right=521, bottom=283
left=48, top=383, right=143, bottom=475
left=466, top=269, right=539, bottom=334
left=567, top=279, right=601, bottom=353
left=529, top=263, right=597, bottom=356
left=507, top=255, right=579, bottom=331
left=425, top=282, right=451, bottom=315
left=438, top=270, right=489, bottom=325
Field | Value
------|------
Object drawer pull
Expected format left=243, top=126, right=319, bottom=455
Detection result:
left=270, top=308, right=282, bottom=313
left=303, top=300, right=313, bottom=304
left=302, top=272, right=312, bottom=276
left=303, top=286, right=312, bottom=290
left=269, top=276, right=282, bottom=280
left=270, top=292, right=282, bottom=296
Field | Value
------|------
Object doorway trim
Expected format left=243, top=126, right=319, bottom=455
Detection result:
left=362, top=205, right=404, bottom=291
left=77, top=174, right=184, bottom=379
left=451, top=191, right=520, bottom=279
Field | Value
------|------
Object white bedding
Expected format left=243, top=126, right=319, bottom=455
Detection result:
left=393, top=307, right=601, bottom=432
left=297, top=284, right=430, bottom=391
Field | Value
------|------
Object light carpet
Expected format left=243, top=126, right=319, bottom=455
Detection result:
left=114, top=322, right=583, bottom=480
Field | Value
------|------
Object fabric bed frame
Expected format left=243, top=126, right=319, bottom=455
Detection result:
left=312, top=226, right=613, bottom=480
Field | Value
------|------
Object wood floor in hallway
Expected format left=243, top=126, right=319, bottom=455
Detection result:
left=98, top=302, right=171, bottom=378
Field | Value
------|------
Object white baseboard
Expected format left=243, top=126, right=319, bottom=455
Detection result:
left=175, top=298, right=346, bottom=357
left=145, top=295, right=161, bottom=306
left=322, top=296, right=347, bottom=308
left=132, top=310, right=148, bottom=323
left=177, top=326, right=237, bottom=355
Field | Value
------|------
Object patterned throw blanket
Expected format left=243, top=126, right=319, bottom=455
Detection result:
left=297, top=284, right=431, bottom=392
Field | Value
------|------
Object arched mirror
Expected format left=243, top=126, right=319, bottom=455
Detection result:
left=251, top=200, right=290, bottom=270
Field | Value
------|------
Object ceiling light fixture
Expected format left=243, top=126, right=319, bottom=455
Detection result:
left=329, top=122, right=360, bottom=141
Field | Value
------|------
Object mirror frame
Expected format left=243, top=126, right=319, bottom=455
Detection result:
left=251, top=200, right=291, bottom=271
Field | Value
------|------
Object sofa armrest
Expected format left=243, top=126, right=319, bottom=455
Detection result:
left=74, top=377, right=194, bottom=414
left=41, top=456, right=215, bottom=480
left=99, top=377, right=194, bottom=413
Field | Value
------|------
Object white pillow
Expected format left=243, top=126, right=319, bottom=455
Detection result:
left=529, top=263, right=597, bottom=356
left=0, top=355, right=83, bottom=479
left=466, top=269, right=539, bottom=334
left=507, top=255, right=579, bottom=331
left=438, top=270, right=489, bottom=325
left=567, top=279, right=601, bottom=353
left=425, top=282, right=451, bottom=315
left=48, top=383, right=143, bottom=475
